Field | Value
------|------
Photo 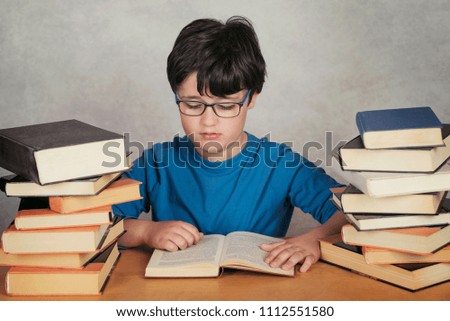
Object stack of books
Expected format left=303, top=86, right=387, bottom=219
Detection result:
left=322, top=106, right=450, bottom=291
left=0, top=120, right=142, bottom=296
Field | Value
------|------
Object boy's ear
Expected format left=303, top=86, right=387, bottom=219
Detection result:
left=247, top=92, right=259, bottom=110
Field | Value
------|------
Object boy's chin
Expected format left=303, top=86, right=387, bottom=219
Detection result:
left=195, top=139, right=223, bottom=151
left=200, top=145, right=225, bottom=157
left=193, top=144, right=227, bottom=161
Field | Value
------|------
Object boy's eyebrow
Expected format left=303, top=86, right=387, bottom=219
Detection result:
left=180, top=95, right=203, bottom=100
left=179, top=93, right=243, bottom=101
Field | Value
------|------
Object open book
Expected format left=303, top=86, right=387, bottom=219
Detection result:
left=145, top=231, right=295, bottom=278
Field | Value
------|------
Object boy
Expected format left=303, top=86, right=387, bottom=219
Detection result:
left=113, top=16, right=347, bottom=273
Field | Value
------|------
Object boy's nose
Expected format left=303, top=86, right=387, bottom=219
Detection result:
left=200, top=106, right=219, bottom=126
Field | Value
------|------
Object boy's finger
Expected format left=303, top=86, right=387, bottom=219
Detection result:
left=260, top=240, right=286, bottom=251
left=168, top=222, right=199, bottom=244
left=163, top=240, right=180, bottom=252
left=196, top=232, right=205, bottom=243
left=264, top=242, right=293, bottom=265
left=193, top=229, right=203, bottom=244
left=280, top=252, right=304, bottom=271
left=268, top=246, right=304, bottom=269
left=298, top=255, right=314, bottom=273
left=178, top=222, right=203, bottom=243
left=169, top=233, right=190, bottom=250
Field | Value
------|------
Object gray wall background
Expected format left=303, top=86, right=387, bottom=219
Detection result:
left=1, top=0, right=450, bottom=234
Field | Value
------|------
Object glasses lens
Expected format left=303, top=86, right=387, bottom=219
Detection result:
left=178, top=101, right=205, bottom=116
left=177, top=101, right=241, bottom=118
left=214, top=103, right=241, bottom=118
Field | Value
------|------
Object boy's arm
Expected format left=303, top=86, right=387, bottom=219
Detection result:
left=261, top=210, right=347, bottom=272
left=119, top=218, right=203, bottom=252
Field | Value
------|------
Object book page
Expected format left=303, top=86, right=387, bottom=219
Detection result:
left=148, top=234, right=225, bottom=268
left=220, top=231, right=284, bottom=270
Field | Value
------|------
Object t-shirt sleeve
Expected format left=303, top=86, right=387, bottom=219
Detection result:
left=288, top=155, right=343, bottom=224
left=112, top=149, right=156, bottom=219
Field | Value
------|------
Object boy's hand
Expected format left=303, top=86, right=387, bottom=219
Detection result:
left=260, top=233, right=321, bottom=273
left=260, top=210, right=348, bottom=272
left=144, top=220, right=204, bottom=252
left=119, top=219, right=203, bottom=251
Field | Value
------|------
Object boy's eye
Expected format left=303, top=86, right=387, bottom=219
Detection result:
left=185, top=103, right=203, bottom=109
left=217, top=104, right=238, bottom=111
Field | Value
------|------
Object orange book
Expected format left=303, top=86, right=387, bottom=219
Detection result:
left=5, top=243, right=120, bottom=296
left=49, top=177, right=142, bottom=213
left=341, top=224, right=450, bottom=255
left=363, top=244, right=450, bottom=265
left=15, top=204, right=112, bottom=230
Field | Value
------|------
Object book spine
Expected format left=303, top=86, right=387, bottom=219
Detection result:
left=95, top=222, right=115, bottom=250
left=355, top=112, right=367, bottom=136
left=332, top=156, right=371, bottom=195
left=436, top=191, right=449, bottom=213
left=0, top=176, right=6, bottom=193
left=5, top=268, right=10, bottom=295
left=48, top=197, right=64, bottom=213
left=0, top=135, right=41, bottom=184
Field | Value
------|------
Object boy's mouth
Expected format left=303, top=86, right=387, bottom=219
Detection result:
left=200, top=132, right=221, bottom=140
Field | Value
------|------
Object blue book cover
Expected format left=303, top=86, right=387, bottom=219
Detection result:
left=356, top=106, right=443, bottom=134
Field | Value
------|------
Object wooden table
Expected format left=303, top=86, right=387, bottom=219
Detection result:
left=1, top=247, right=450, bottom=301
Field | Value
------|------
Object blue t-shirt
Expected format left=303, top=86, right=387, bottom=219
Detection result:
left=113, top=133, right=341, bottom=237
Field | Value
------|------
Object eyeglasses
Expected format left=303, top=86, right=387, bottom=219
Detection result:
left=175, top=89, right=252, bottom=118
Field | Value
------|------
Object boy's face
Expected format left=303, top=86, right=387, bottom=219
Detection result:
left=176, top=72, right=257, bottom=162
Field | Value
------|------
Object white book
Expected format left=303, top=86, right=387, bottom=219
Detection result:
left=330, top=157, right=450, bottom=198
left=145, top=232, right=294, bottom=278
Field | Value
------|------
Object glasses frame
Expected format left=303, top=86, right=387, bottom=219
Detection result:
left=174, top=89, right=252, bottom=118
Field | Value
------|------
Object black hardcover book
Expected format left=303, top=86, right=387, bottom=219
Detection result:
left=0, top=120, right=128, bottom=185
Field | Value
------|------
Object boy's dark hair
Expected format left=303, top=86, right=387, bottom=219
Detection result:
left=167, top=16, right=266, bottom=102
